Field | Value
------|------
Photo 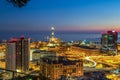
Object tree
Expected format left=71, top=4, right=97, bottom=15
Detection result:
left=7, top=0, right=30, bottom=7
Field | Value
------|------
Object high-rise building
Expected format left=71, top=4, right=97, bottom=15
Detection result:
left=107, top=30, right=118, bottom=41
left=6, top=36, right=30, bottom=72
left=101, top=30, right=118, bottom=54
left=101, top=34, right=109, bottom=48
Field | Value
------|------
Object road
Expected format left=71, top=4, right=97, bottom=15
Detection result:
left=84, top=56, right=97, bottom=68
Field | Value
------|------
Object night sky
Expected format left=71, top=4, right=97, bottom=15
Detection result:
left=0, top=0, right=120, bottom=31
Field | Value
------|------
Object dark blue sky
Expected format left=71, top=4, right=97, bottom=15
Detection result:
left=0, top=0, right=120, bottom=31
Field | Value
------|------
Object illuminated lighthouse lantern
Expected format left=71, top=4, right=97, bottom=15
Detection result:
left=51, top=27, right=55, bottom=38
left=48, top=27, right=62, bottom=47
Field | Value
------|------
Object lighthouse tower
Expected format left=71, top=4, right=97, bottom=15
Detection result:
left=48, top=27, right=62, bottom=47
left=51, top=27, right=55, bottom=38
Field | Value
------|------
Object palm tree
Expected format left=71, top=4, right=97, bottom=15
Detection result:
left=7, top=0, right=30, bottom=7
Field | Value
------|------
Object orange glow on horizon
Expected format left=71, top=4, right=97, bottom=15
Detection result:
left=58, top=25, right=120, bottom=32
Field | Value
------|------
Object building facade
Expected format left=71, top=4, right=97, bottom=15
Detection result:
left=6, top=37, right=30, bottom=72
left=40, top=56, right=83, bottom=80
left=32, top=50, right=56, bottom=65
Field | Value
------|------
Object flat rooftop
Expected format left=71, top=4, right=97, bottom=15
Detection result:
left=40, top=56, right=82, bottom=65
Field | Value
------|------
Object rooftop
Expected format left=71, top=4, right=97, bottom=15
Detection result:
left=41, top=56, right=82, bottom=65
left=33, top=50, right=56, bottom=54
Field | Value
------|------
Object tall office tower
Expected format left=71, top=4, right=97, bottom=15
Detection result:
left=101, top=34, right=108, bottom=48
left=107, top=30, right=118, bottom=44
left=6, top=37, right=30, bottom=72
left=101, top=30, right=118, bottom=54
left=107, top=30, right=118, bottom=39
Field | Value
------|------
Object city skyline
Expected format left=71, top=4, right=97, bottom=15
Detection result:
left=0, top=0, right=120, bottom=31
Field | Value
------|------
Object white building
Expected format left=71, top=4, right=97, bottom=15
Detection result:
left=6, top=37, right=30, bottom=72
left=6, top=43, right=16, bottom=71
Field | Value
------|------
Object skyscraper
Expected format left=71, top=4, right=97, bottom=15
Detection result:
left=6, top=36, right=30, bottom=72
left=101, top=30, right=118, bottom=55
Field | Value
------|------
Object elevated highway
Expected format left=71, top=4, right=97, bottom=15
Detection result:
left=84, top=56, right=97, bottom=68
